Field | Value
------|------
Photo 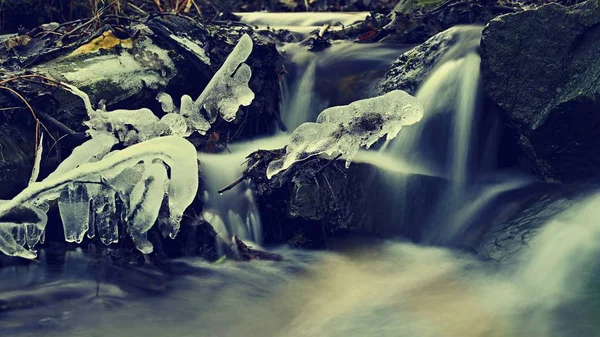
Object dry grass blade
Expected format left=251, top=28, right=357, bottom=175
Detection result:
left=0, top=86, right=56, bottom=163
left=152, top=0, right=164, bottom=12
left=184, top=0, right=193, bottom=13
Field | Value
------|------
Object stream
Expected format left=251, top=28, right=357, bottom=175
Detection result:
left=1, top=12, right=600, bottom=337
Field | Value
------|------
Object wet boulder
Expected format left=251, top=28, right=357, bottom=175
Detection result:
left=480, top=1, right=600, bottom=183
left=384, top=0, right=520, bottom=44
left=473, top=185, right=583, bottom=265
left=378, top=25, right=482, bottom=95
left=244, top=148, right=450, bottom=248
left=245, top=150, right=379, bottom=248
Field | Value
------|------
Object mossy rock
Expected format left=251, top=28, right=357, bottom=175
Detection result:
left=393, top=0, right=446, bottom=14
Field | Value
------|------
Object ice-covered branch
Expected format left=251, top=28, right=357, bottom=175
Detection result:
left=0, top=136, right=199, bottom=259
left=267, top=90, right=424, bottom=179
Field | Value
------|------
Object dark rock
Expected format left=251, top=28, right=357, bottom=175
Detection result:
left=474, top=184, right=584, bottom=264
left=244, top=147, right=452, bottom=248
left=378, top=24, right=482, bottom=95
left=480, top=1, right=600, bottom=183
left=245, top=150, right=379, bottom=248
left=384, top=0, right=522, bottom=44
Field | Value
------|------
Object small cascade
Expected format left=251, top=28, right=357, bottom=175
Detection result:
left=198, top=136, right=289, bottom=251
left=279, top=41, right=410, bottom=129
left=378, top=26, right=505, bottom=243
left=234, top=12, right=369, bottom=35
left=281, top=54, right=319, bottom=130
left=388, top=26, right=483, bottom=184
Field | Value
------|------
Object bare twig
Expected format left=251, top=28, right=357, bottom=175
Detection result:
left=152, top=0, right=164, bottom=12
left=0, top=86, right=56, bottom=161
left=128, top=2, right=148, bottom=15
left=36, top=110, right=86, bottom=139
left=218, top=174, right=248, bottom=194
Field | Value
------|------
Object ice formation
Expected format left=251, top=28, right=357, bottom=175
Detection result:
left=0, top=136, right=199, bottom=259
left=195, top=33, right=254, bottom=123
left=63, top=33, right=254, bottom=143
left=0, top=34, right=255, bottom=259
left=267, top=90, right=424, bottom=179
left=157, top=33, right=255, bottom=134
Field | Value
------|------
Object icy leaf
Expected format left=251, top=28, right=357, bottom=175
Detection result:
left=195, top=34, right=255, bottom=123
left=267, top=90, right=424, bottom=178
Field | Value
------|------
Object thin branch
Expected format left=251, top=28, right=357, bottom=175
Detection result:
left=36, top=110, right=87, bottom=139
left=218, top=174, right=248, bottom=194
left=0, top=86, right=47, bottom=155
left=316, top=153, right=343, bottom=174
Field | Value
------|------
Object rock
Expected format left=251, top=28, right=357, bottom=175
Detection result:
left=244, top=148, right=450, bottom=248
left=378, top=25, right=482, bottom=95
left=473, top=184, right=582, bottom=264
left=384, top=0, right=521, bottom=44
left=480, top=1, right=600, bottom=183
left=245, top=150, right=379, bottom=248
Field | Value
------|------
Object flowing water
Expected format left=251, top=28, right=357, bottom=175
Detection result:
left=2, top=13, right=600, bottom=337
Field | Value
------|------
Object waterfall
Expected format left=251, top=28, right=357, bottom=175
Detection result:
left=281, top=55, right=319, bottom=130
left=278, top=41, right=409, bottom=129
left=378, top=26, right=515, bottom=243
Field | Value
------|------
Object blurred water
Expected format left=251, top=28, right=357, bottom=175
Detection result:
left=1, top=231, right=599, bottom=337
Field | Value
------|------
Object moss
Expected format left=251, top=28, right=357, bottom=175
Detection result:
left=415, top=0, right=445, bottom=5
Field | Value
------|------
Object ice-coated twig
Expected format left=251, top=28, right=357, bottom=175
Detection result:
left=267, top=90, right=424, bottom=179
left=0, top=136, right=199, bottom=259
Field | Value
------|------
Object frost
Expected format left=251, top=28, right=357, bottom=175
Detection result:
left=267, top=90, right=424, bottom=179
left=169, top=34, right=211, bottom=65
left=0, top=136, right=199, bottom=259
